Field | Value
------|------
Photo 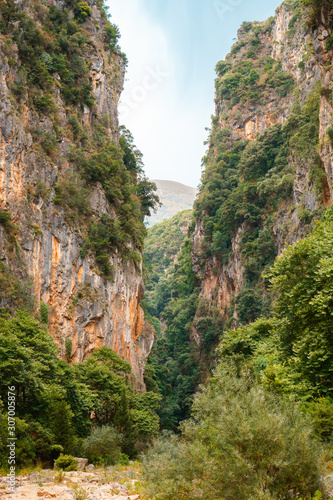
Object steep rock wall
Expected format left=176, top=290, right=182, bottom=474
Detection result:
left=0, top=0, right=153, bottom=390
left=192, top=1, right=330, bottom=330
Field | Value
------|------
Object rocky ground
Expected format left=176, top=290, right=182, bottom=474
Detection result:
left=0, top=464, right=144, bottom=500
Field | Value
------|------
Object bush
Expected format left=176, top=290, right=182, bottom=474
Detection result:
left=40, top=302, right=49, bottom=324
left=118, top=453, right=130, bottom=465
left=54, top=453, right=78, bottom=471
left=143, top=364, right=324, bottom=499
left=33, top=94, right=56, bottom=115
left=54, top=172, right=90, bottom=217
left=65, top=338, right=72, bottom=363
left=41, top=132, right=57, bottom=155
left=103, top=24, right=120, bottom=50
left=74, top=2, right=92, bottom=23
left=84, top=425, right=122, bottom=465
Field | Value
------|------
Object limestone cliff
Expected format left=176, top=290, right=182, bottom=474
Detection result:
left=0, top=0, right=153, bottom=390
left=191, top=0, right=332, bottom=336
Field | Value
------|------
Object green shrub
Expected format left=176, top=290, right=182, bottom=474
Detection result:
left=104, top=24, right=120, bottom=50
left=84, top=425, right=122, bottom=465
left=118, top=453, right=130, bottom=465
left=54, top=453, right=78, bottom=471
left=74, top=2, right=92, bottom=23
left=0, top=263, right=34, bottom=313
left=301, top=398, right=333, bottom=441
left=65, top=338, right=72, bottom=362
left=0, top=210, right=12, bottom=226
left=143, top=364, right=324, bottom=500
left=0, top=412, right=38, bottom=469
left=41, top=132, right=58, bottom=155
left=54, top=172, right=90, bottom=217
left=33, top=94, right=56, bottom=115
left=40, top=302, right=49, bottom=324
left=11, top=79, right=26, bottom=100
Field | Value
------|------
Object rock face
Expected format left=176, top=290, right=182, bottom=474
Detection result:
left=313, top=5, right=333, bottom=200
left=191, top=1, right=332, bottom=329
left=0, top=0, right=153, bottom=390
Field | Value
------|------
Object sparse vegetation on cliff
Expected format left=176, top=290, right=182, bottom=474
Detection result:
left=0, top=0, right=159, bottom=276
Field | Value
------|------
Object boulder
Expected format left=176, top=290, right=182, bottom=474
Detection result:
left=73, top=458, right=88, bottom=471
left=111, top=483, right=129, bottom=495
left=86, top=464, right=95, bottom=472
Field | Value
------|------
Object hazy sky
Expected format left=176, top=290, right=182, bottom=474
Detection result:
left=106, top=0, right=283, bottom=188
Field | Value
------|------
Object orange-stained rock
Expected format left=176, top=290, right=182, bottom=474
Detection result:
left=192, top=2, right=332, bottom=344
left=0, top=0, right=153, bottom=391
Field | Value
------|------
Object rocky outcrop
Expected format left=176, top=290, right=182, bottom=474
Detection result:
left=310, top=5, right=333, bottom=199
left=1, top=467, right=141, bottom=499
left=192, top=219, right=244, bottom=317
left=192, top=0, right=331, bottom=323
left=0, top=0, right=153, bottom=390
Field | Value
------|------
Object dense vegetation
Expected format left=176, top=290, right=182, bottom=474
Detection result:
left=143, top=210, right=193, bottom=316
left=144, top=237, right=202, bottom=430
left=142, top=203, right=333, bottom=499
left=221, top=207, right=333, bottom=406
left=0, top=309, right=160, bottom=468
left=0, top=0, right=161, bottom=470
left=143, top=364, right=324, bottom=500
left=194, top=81, right=325, bottom=326
left=2, top=0, right=333, bottom=496
left=143, top=212, right=226, bottom=430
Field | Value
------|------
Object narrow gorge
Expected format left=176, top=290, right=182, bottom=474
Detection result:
left=2, top=0, right=333, bottom=499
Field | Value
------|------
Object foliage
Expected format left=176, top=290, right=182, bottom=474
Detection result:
left=143, top=237, right=202, bottom=431
left=0, top=412, right=40, bottom=469
left=69, top=125, right=159, bottom=272
left=0, top=262, right=34, bottom=314
left=54, top=172, right=90, bottom=220
left=54, top=454, right=78, bottom=471
left=84, top=425, right=122, bottom=465
left=74, top=346, right=160, bottom=456
left=194, top=83, right=323, bottom=325
left=143, top=210, right=193, bottom=316
left=40, top=302, right=49, bottom=324
left=82, top=215, right=124, bottom=276
left=300, top=0, right=333, bottom=25
left=217, top=206, right=333, bottom=441
left=65, top=338, right=73, bottom=362
left=143, top=364, right=323, bottom=500
left=216, top=55, right=294, bottom=106
left=74, top=2, right=92, bottom=23
left=0, top=310, right=160, bottom=467
left=104, top=24, right=120, bottom=51
left=268, top=206, right=333, bottom=395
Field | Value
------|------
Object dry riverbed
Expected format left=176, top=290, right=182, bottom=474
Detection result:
left=0, top=464, right=144, bottom=499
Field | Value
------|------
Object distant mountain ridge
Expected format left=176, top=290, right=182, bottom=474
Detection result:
left=147, top=180, right=197, bottom=227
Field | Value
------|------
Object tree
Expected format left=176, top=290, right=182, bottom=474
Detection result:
left=136, top=176, right=161, bottom=219
left=143, top=363, right=324, bottom=500
left=84, top=425, right=122, bottom=465
left=268, top=207, right=333, bottom=394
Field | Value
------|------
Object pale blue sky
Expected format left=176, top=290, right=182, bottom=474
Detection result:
left=106, top=0, right=283, bottom=188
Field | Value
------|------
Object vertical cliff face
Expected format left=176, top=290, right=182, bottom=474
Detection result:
left=0, top=0, right=153, bottom=390
left=191, top=0, right=330, bottom=334
left=311, top=4, right=333, bottom=199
